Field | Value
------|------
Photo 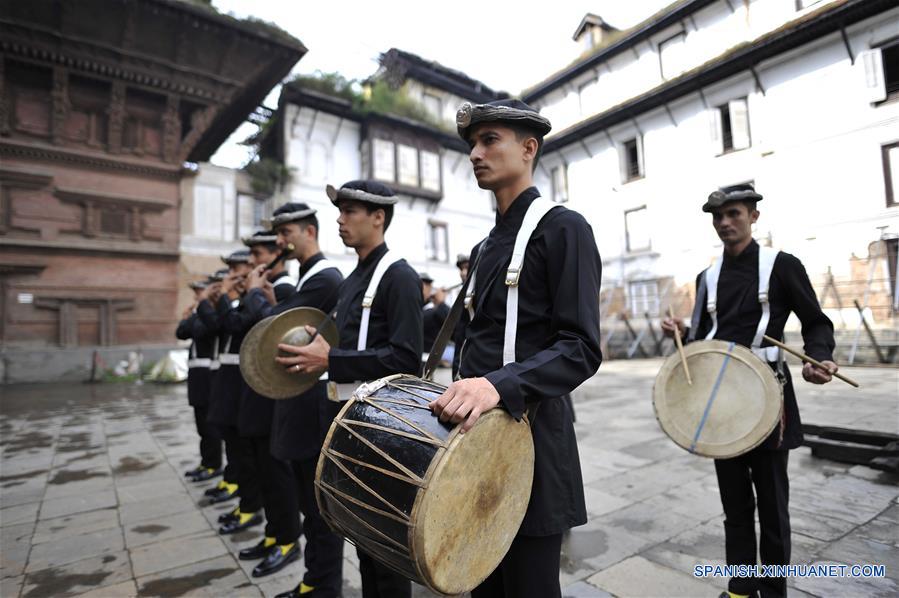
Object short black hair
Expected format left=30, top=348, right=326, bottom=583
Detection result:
left=509, top=124, right=544, bottom=173
left=362, top=203, right=394, bottom=231
left=272, top=202, right=319, bottom=236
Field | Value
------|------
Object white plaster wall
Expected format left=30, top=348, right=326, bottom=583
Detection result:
left=280, top=102, right=496, bottom=289
left=539, top=9, right=899, bottom=302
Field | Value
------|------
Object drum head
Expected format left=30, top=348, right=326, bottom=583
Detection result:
left=653, top=340, right=783, bottom=459
left=412, top=409, right=534, bottom=595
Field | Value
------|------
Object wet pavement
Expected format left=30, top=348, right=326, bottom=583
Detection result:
left=0, top=359, right=896, bottom=597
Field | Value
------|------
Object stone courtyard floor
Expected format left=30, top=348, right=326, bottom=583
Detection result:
left=1, top=359, right=896, bottom=597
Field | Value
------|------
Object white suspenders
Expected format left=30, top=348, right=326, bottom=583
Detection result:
left=465, top=198, right=561, bottom=366
left=296, top=259, right=337, bottom=292
left=327, top=250, right=401, bottom=401
left=358, top=250, right=401, bottom=351
left=698, top=245, right=781, bottom=362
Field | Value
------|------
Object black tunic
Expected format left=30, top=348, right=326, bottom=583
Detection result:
left=203, top=294, right=249, bottom=427
left=329, top=243, right=423, bottom=383
left=242, top=254, right=344, bottom=461
left=234, top=272, right=296, bottom=438
left=422, top=302, right=450, bottom=353
left=457, top=187, right=602, bottom=537
left=688, top=239, right=835, bottom=450
left=176, top=313, right=217, bottom=407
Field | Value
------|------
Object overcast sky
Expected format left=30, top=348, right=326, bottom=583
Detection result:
left=210, top=0, right=673, bottom=167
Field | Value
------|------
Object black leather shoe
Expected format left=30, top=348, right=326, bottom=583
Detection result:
left=239, top=538, right=275, bottom=560
left=252, top=543, right=300, bottom=577
left=207, top=486, right=239, bottom=504
left=204, top=481, right=227, bottom=497
left=218, top=511, right=262, bottom=534
left=189, top=467, right=222, bottom=482
left=218, top=507, right=239, bottom=524
left=183, top=465, right=204, bottom=478
left=273, top=584, right=335, bottom=597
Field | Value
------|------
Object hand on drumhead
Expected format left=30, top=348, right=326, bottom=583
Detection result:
left=660, top=317, right=684, bottom=338
left=428, top=377, right=500, bottom=434
left=276, top=326, right=330, bottom=375
left=802, top=360, right=837, bottom=384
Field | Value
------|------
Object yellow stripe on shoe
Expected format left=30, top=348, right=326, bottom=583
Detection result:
left=237, top=511, right=258, bottom=525
left=299, top=583, right=316, bottom=594
left=278, top=542, right=295, bottom=556
left=263, top=536, right=276, bottom=548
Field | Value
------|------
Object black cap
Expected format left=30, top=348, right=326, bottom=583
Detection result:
left=241, top=230, right=278, bottom=247
left=419, top=272, right=434, bottom=284
left=266, top=202, right=317, bottom=228
left=455, top=253, right=470, bottom=268
left=188, top=280, right=208, bottom=290
left=221, top=249, right=251, bottom=265
left=326, top=180, right=397, bottom=207
left=703, top=183, right=763, bottom=212
left=208, top=268, right=229, bottom=282
left=456, top=98, right=552, bottom=141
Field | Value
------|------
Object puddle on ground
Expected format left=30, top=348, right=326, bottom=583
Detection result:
left=0, top=469, right=47, bottom=484
left=131, top=524, right=170, bottom=535
left=48, top=469, right=109, bottom=484
left=113, top=456, right=160, bottom=475
left=560, top=528, right=609, bottom=574
left=0, top=431, right=54, bottom=453
left=22, top=567, right=113, bottom=597
left=137, top=568, right=233, bottom=597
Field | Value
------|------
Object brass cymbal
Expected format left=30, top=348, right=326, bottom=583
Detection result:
left=241, top=307, right=339, bottom=400
left=240, top=315, right=276, bottom=397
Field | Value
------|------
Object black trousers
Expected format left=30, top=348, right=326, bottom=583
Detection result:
left=471, top=533, right=563, bottom=598
left=290, top=457, right=343, bottom=595
left=219, top=425, right=262, bottom=513
left=246, top=434, right=300, bottom=545
left=192, top=404, right=222, bottom=470
left=358, top=550, right=410, bottom=598
left=714, top=449, right=790, bottom=598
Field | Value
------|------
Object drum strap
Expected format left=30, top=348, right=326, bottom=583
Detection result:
left=464, top=198, right=561, bottom=365
left=751, top=247, right=779, bottom=361
left=296, top=259, right=338, bottom=292
left=702, top=257, right=724, bottom=341
left=700, top=245, right=781, bottom=362
left=358, top=251, right=402, bottom=351
left=503, top=198, right=560, bottom=365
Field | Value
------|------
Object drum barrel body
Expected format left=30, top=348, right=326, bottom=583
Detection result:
left=316, top=378, right=451, bottom=583
left=315, top=374, right=534, bottom=595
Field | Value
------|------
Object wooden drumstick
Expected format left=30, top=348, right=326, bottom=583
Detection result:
left=668, top=306, right=692, bottom=386
left=762, top=335, right=859, bottom=388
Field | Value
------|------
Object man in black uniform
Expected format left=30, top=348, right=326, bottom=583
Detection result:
left=420, top=272, right=448, bottom=366
left=430, top=100, right=603, bottom=598
left=200, top=249, right=262, bottom=521
left=662, top=184, right=837, bottom=598
left=277, top=181, right=423, bottom=598
left=217, top=231, right=301, bottom=576
left=245, top=202, right=346, bottom=598
left=176, top=280, right=222, bottom=482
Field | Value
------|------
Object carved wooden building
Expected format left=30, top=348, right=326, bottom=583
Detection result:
left=0, top=0, right=305, bottom=381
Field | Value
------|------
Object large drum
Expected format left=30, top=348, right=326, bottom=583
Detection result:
left=315, top=374, right=534, bottom=595
left=653, top=340, right=783, bottom=459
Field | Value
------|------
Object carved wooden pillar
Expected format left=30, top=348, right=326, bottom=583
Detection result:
left=98, top=299, right=134, bottom=345
left=0, top=58, right=9, bottom=137
left=162, top=95, right=181, bottom=163
left=129, top=207, right=142, bottom=241
left=108, top=81, right=125, bottom=154
left=51, top=67, right=69, bottom=143
left=83, top=200, right=98, bottom=238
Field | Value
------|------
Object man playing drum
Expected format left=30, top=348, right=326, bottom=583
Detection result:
left=277, top=181, right=423, bottom=598
left=431, top=99, right=603, bottom=598
left=661, top=184, right=838, bottom=598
